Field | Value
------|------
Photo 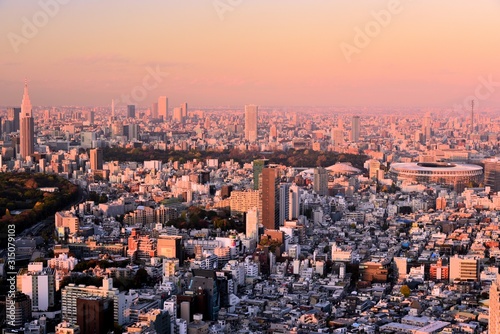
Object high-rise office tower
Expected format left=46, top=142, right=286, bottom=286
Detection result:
left=173, top=107, right=183, bottom=123
left=88, top=110, right=95, bottom=125
left=279, top=183, right=291, bottom=226
left=111, top=99, right=115, bottom=118
left=350, top=116, right=360, bottom=142
left=313, top=167, right=329, bottom=196
left=484, top=158, right=500, bottom=193
left=332, top=128, right=344, bottom=147
left=422, top=112, right=432, bottom=142
left=20, top=81, right=34, bottom=159
left=7, top=107, right=20, bottom=132
left=111, top=121, right=124, bottom=138
left=151, top=102, right=158, bottom=119
left=158, top=96, right=168, bottom=121
left=261, top=167, right=279, bottom=230
left=126, top=105, right=135, bottom=118
left=288, top=184, right=301, bottom=219
left=90, top=148, right=103, bottom=170
left=253, top=159, right=269, bottom=190
left=181, top=102, right=188, bottom=118
left=490, top=275, right=500, bottom=334
left=128, top=123, right=139, bottom=141
left=245, top=105, right=258, bottom=142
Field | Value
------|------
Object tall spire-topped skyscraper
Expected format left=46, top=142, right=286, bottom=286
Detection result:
left=20, top=79, right=35, bottom=159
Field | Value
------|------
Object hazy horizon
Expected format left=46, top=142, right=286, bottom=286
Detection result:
left=1, top=1, right=500, bottom=109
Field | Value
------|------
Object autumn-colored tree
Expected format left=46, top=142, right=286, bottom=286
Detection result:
left=400, top=285, right=411, bottom=297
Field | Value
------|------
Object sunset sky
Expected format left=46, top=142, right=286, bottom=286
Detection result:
left=1, top=0, right=499, bottom=108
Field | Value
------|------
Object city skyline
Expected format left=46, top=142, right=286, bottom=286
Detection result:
left=0, top=1, right=499, bottom=109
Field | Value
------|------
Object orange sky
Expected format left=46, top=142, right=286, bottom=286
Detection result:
left=0, top=0, right=499, bottom=108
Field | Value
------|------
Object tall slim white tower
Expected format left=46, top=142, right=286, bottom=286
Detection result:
left=20, top=80, right=34, bottom=159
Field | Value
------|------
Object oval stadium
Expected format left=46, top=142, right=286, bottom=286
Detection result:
left=390, top=162, right=483, bottom=192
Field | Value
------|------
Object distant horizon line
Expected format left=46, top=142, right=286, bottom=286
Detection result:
left=1, top=104, right=498, bottom=112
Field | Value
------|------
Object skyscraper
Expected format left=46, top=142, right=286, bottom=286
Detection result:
left=158, top=96, right=168, bottom=121
left=332, top=128, right=344, bottom=147
left=90, top=148, right=103, bottom=170
left=245, top=105, right=258, bottom=142
left=484, top=158, right=500, bottom=193
left=288, top=184, right=301, bottom=219
left=313, top=167, right=328, bottom=196
left=261, top=167, right=279, bottom=230
left=126, top=105, right=136, bottom=118
left=490, top=275, right=500, bottom=334
left=151, top=102, right=158, bottom=119
left=173, top=107, right=183, bottom=123
left=181, top=102, right=188, bottom=118
left=7, top=107, right=20, bottom=132
left=20, top=81, right=34, bottom=159
left=422, top=112, right=432, bottom=142
left=279, top=183, right=291, bottom=226
left=253, top=159, right=269, bottom=190
left=88, top=110, right=95, bottom=125
left=350, top=116, right=360, bottom=142
left=111, top=99, right=115, bottom=118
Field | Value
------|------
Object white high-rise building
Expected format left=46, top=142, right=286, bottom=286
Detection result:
left=163, top=295, right=177, bottom=334
left=245, top=105, right=258, bottom=142
left=17, top=262, right=55, bottom=312
left=61, top=278, right=135, bottom=325
left=246, top=207, right=259, bottom=241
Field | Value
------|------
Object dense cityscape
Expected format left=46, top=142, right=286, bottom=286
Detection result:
left=1, top=1, right=500, bottom=334
left=0, top=81, right=499, bottom=334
